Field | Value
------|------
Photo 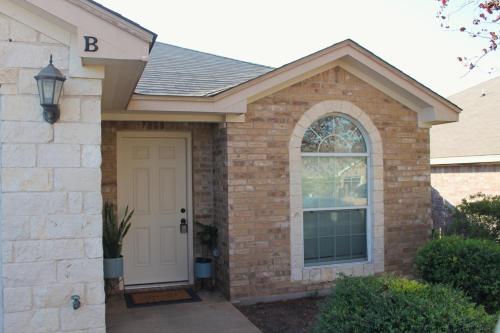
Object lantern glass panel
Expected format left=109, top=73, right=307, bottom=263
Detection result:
left=41, top=79, right=55, bottom=104
left=53, top=80, right=63, bottom=104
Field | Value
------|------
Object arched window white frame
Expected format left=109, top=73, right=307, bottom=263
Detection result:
left=289, top=100, right=384, bottom=282
left=301, top=114, right=370, bottom=266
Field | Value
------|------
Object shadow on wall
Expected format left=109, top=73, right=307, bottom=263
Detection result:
left=431, top=187, right=455, bottom=230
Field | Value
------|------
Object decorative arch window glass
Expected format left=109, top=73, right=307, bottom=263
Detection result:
left=301, top=115, right=369, bottom=265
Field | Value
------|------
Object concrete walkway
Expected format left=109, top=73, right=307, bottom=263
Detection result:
left=106, top=291, right=261, bottom=333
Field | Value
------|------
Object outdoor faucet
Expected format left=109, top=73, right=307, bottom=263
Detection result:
left=71, top=295, right=81, bottom=310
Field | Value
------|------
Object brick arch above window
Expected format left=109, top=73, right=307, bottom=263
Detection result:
left=289, top=100, right=385, bottom=282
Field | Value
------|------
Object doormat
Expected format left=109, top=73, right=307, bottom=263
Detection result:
left=124, top=288, right=201, bottom=308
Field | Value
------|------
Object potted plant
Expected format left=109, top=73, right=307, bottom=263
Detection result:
left=195, top=222, right=218, bottom=279
left=103, top=202, right=134, bottom=278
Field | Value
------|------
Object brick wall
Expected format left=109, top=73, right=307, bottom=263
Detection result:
left=213, top=125, right=230, bottom=297
left=431, top=163, right=500, bottom=228
left=431, top=163, right=500, bottom=205
left=0, top=14, right=105, bottom=332
left=225, top=67, right=431, bottom=300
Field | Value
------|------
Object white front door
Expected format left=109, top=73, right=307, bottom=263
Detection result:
left=117, top=133, right=191, bottom=285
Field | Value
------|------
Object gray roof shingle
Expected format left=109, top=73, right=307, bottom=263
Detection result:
left=135, top=42, right=274, bottom=96
left=431, top=74, right=500, bottom=159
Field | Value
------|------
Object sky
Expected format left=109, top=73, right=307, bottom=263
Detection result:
left=98, top=0, right=500, bottom=97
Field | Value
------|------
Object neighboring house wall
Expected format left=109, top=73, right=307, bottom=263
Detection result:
left=225, top=67, right=432, bottom=300
left=0, top=13, right=105, bottom=333
left=431, top=163, right=500, bottom=227
left=431, top=163, right=500, bottom=205
left=429, top=74, right=500, bottom=228
left=101, top=121, right=217, bottom=259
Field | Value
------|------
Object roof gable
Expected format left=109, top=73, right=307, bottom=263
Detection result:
left=117, top=38, right=460, bottom=127
left=210, top=39, right=461, bottom=126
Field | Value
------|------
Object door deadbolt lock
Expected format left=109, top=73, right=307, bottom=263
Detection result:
left=180, top=218, right=188, bottom=233
left=180, top=208, right=186, bottom=213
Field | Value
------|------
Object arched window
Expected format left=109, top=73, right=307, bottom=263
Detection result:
left=301, top=114, right=369, bottom=265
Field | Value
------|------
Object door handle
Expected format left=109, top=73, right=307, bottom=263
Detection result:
left=180, top=218, right=188, bottom=233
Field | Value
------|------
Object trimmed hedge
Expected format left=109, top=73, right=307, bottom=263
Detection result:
left=415, top=236, right=500, bottom=313
left=314, top=275, right=495, bottom=333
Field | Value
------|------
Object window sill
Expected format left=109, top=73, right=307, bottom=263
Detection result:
left=298, top=261, right=375, bottom=282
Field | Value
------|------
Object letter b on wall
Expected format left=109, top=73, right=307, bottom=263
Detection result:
left=84, top=36, right=99, bottom=52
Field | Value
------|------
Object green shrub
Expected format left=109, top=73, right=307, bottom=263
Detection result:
left=415, top=236, right=500, bottom=313
left=314, top=275, right=495, bottom=333
left=448, top=193, right=500, bottom=242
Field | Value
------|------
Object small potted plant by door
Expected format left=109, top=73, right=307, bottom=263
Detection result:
left=195, top=222, right=218, bottom=280
left=103, top=202, right=134, bottom=279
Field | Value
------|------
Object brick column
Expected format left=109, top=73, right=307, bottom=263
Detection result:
left=0, top=15, right=105, bottom=333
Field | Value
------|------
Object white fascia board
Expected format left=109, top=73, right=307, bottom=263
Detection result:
left=127, top=95, right=218, bottom=113
left=213, top=50, right=347, bottom=111
left=70, top=0, right=154, bottom=43
left=431, top=155, right=500, bottom=165
left=103, top=110, right=233, bottom=123
left=344, top=49, right=459, bottom=126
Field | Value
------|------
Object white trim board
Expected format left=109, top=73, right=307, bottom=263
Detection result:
left=431, top=155, right=500, bottom=165
left=102, top=110, right=245, bottom=123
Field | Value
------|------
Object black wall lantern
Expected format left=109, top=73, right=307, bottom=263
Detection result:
left=34, top=55, right=66, bottom=124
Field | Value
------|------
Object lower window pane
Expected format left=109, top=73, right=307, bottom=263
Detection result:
left=335, top=236, right=350, bottom=260
left=304, top=209, right=367, bottom=265
left=304, top=238, right=318, bottom=262
left=351, top=235, right=367, bottom=258
left=303, top=212, right=317, bottom=239
left=335, top=211, right=350, bottom=235
left=351, top=210, right=366, bottom=234
left=319, top=237, right=335, bottom=260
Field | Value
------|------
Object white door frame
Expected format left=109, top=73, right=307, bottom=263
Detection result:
left=117, top=130, right=194, bottom=285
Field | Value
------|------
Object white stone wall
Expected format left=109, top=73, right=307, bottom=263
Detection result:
left=0, top=13, right=105, bottom=333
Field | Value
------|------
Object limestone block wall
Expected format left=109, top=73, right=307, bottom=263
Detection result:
left=0, top=14, right=105, bottom=332
left=225, top=67, right=431, bottom=300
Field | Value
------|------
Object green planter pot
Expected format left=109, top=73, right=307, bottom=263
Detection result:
left=104, top=257, right=123, bottom=278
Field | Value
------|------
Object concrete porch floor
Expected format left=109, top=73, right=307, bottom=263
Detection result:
left=106, top=291, right=261, bottom=333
